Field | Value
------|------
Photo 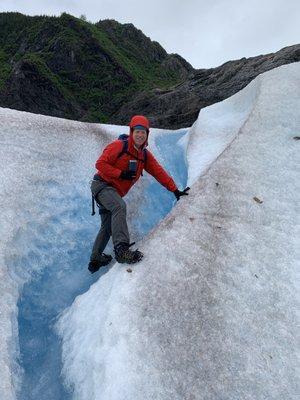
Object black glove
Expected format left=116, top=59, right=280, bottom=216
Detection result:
left=120, top=170, right=136, bottom=180
left=173, top=187, right=190, bottom=201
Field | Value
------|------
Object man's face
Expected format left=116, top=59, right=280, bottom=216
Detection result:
left=132, top=128, right=147, bottom=147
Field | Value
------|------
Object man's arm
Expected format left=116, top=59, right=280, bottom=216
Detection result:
left=95, top=140, right=123, bottom=179
left=144, top=150, right=178, bottom=192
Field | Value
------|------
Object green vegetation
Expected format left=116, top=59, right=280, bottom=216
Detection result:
left=0, top=48, right=11, bottom=89
left=0, top=12, right=192, bottom=123
left=22, top=52, right=74, bottom=103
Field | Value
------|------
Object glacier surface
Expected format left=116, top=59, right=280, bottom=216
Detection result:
left=0, top=62, right=299, bottom=400
left=0, top=108, right=187, bottom=399
left=56, top=63, right=300, bottom=399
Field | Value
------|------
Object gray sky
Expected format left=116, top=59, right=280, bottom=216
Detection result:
left=1, top=0, right=299, bottom=68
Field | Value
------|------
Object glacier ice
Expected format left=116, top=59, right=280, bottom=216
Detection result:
left=0, top=108, right=187, bottom=399
left=56, top=62, right=300, bottom=400
left=0, top=61, right=299, bottom=400
left=0, top=110, right=113, bottom=399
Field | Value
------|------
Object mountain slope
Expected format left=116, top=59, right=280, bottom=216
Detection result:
left=0, top=12, right=192, bottom=123
left=0, top=13, right=299, bottom=128
left=112, top=44, right=300, bottom=128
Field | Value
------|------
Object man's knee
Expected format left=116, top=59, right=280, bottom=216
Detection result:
left=111, top=199, right=126, bottom=214
left=99, top=188, right=126, bottom=214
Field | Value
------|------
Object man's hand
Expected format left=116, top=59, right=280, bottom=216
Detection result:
left=173, top=187, right=190, bottom=201
left=120, top=170, right=136, bottom=180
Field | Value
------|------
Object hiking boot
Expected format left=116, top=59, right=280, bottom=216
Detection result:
left=88, top=253, right=113, bottom=273
left=114, top=242, right=143, bottom=264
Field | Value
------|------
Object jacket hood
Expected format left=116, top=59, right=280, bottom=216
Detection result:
left=128, top=115, right=150, bottom=153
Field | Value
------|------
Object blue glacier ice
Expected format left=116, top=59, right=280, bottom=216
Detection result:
left=0, top=62, right=299, bottom=400
left=57, top=63, right=300, bottom=400
left=0, top=110, right=188, bottom=400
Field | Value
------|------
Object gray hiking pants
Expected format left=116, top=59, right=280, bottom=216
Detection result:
left=90, top=179, right=130, bottom=261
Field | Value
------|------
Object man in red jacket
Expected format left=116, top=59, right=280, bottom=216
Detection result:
left=89, top=115, right=189, bottom=272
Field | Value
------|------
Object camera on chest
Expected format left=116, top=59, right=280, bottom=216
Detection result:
left=128, top=159, right=137, bottom=173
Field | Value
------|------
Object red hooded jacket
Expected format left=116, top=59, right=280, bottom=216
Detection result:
left=94, top=116, right=178, bottom=197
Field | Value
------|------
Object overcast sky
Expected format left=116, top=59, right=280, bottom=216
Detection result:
left=1, top=0, right=299, bottom=68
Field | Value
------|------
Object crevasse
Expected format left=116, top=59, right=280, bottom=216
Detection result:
left=13, top=128, right=188, bottom=400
